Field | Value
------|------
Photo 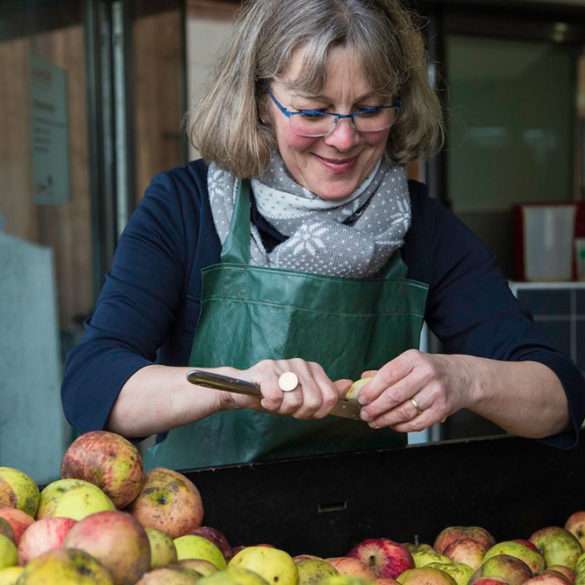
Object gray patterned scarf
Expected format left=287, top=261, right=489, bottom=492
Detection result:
left=207, top=154, right=410, bottom=278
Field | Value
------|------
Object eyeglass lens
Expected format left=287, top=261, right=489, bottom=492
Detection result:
left=290, top=108, right=398, bottom=137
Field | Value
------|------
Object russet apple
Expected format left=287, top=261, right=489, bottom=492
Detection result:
left=434, top=528, right=495, bottom=556
left=484, top=542, right=545, bottom=575
left=529, top=528, right=583, bottom=570
left=15, top=547, right=114, bottom=584
left=473, top=553, right=533, bottom=585
left=174, top=535, right=227, bottom=569
left=37, top=479, right=115, bottom=521
left=0, top=536, right=17, bottom=570
left=190, top=527, right=232, bottom=559
left=135, top=566, right=201, bottom=584
left=409, top=544, right=451, bottom=568
left=426, top=561, right=474, bottom=585
left=64, top=510, right=151, bottom=585
left=61, top=431, right=144, bottom=509
left=296, top=557, right=339, bottom=585
left=229, top=545, right=298, bottom=585
left=397, top=567, right=458, bottom=585
left=326, top=557, right=376, bottom=580
left=0, top=468, right=40, bottom=518
left=0, top=566, right=24, bottom=584
left=348, top=538, right=414, bottom=579
left=145, top=527, right=177, bottom=569
left=18, top=517, right=77, bottom=564
left=130, top=468, right=204, bottom=539
left=566, top=514, right=585, bottom=551
left=0, top=508, right=34, bottom=545
left=443, top=538, right=487, bottom=570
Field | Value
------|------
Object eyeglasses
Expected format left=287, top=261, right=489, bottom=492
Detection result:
left=268, top=90, right=400, bottom=138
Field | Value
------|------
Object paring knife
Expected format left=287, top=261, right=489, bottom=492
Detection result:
left=186, top=369, right=363, bottom=421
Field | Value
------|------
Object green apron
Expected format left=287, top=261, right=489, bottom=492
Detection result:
left=144, top=180, right=428, bottom=470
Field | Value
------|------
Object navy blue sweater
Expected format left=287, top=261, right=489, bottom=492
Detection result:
left=61, top=160, right=585, bottom=448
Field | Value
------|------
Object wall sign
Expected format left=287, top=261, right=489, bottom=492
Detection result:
left=29, top=52, right=71, bottom=205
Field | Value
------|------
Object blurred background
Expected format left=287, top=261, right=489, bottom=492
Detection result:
left=1, top=0, right=585, bottom=482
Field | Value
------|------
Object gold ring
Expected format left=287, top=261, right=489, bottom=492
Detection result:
left=278, top=372, right=299, bottom=392
left=410, top=397, right=422, bottom=412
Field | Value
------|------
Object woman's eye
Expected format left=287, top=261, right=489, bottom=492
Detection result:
left=298, top=109, right=327, bottom=118
left=356, top=106, right=382, bottom=117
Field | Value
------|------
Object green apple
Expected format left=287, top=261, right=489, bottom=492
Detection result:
left=0, top=467, right=40, bottom=518
left=176, top=559, right=220, bottom=576
left=174, top=535, right=227, bottom=569
left=146, top=527, right=177, bottom=569
left=198, top=567, right=271, bottom=585
left=0, top=566, right=24, bottom=585
left=296, top=558, right=339, bottom=585
left=0, top=536, right=17, bottom=570
left=397, top=567, right=457, bottom=585
left=530, top=528, right=583, bottom=569
left=426, top=562, right=473, bottom=585
left=320, top=577, right=373, bottom=585
left=37, top=479, right=115, bottom=521
left=484, top=542, right=545, bottom=575
left=410, top=545, right=451, bottom=568
left=229, top=546, right=298, bottom=585
left=474, top=554, right=533, bottom=585
left=0, top=521, right=13, bottom=544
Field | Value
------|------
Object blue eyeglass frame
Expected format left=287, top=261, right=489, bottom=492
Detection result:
left=267, top=90, right=401, bottom=130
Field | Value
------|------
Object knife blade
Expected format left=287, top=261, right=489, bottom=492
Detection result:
left=186, top=369, right=363, bottom=421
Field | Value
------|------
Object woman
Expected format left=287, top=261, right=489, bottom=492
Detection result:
left=62, top=0, right=585, bottom=470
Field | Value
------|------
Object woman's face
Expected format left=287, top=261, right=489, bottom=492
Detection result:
left=268, top=45, right=392, bottom=201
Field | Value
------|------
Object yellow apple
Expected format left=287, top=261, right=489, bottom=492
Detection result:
left=146, top=527, right=178, bottom=569
left=0, top=566, right=24, bottom=585
left=174, top=535, right=227, bottom=569
left=296, top=558, right=339, bottom=585
left=229, top=546, right=299, bottom=585
left=410, top=545, right=451, bottom=568
left=397, top=567, right=457, bottom=585
left=198, top=567, right=271, bottom=585
left=345, top=378, right=372, bottom=401
left=426, top=562, right=473, bottom=585
left=0, top=536, right=17, bottom=570
left=0, top=468, right=40, bottom=518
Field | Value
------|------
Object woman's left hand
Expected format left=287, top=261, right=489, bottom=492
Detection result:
left=356, top=349, right=474, bottom=432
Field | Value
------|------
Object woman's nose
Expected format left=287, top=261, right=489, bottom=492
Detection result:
left=324, top=117, right=360, bottom=150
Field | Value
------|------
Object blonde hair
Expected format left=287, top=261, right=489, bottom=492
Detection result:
left=189, top=0, right=443, bottom=178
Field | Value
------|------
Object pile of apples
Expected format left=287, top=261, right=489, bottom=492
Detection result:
left=1, top=431, right=585, bottom=585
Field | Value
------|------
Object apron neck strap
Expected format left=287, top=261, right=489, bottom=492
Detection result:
left=220, top=179, right=251, bottom=264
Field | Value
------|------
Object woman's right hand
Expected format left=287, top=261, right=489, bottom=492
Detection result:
left=220, top=359, right=351, bottom=420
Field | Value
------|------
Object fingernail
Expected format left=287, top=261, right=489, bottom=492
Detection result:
left=360, top=410, right=370, bottom=422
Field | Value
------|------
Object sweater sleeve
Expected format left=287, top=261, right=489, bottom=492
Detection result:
left=61, top=171, right=191, bottom=434
left=420, top=195, right=585, bottom=448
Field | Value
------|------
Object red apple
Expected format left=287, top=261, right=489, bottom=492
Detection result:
left=190, top=526, right=231, bottom=559
left=64, top=510, right=150, bottom=585
left=435, top=528, right=496, bottom=556
left=326, top=557, right=377, bottom=580
left=545, top=566, right=575, bottom=584
left=470, top=579, right=509, bottom=585
left=18, top=517, right=77, bottom=564
left=0, top=508, right=34, bottom=545
left=522, top=574, right=571, bottom=585
left=130, top=468, right=204, bottom=539
left=61, top=431, right=145, bottom=509
left=444, top=538, right=487, bottom=570
left=347, top=538, right=414, bottom=579
left=565, top=512, right=585, bottom=551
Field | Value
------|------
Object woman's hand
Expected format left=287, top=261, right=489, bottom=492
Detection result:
left=356, top=349, right=473, bottom=432
left=222, top=358, right=352, bottom=419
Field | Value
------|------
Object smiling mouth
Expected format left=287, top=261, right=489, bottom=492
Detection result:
left=314, top=154, right=358, bottom=165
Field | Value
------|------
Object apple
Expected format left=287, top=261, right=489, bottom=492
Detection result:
left=296, top=557, right=339, bottom=585
left=64, top=510, right=150, bottom=585
left=37, top=479, right=115, bottom=521
left=174, top=535, right=227, bottom=569
left=326, top=557, right=376, bottom=580
left=295, top=555, right=324, bottom=562
left=320, top=577, right=374, bottom=585
left=473, top=554, right=533, bottom=585
left=514, top=541, right=539, bottom=553
left=348, top=538, right=414, bottom=579
left=530, top=528, right=583, bottom=569
left=229, top=545, right=298, bottom=585
left=135, top=566, right=201, bottom=584
left=0, top=468, right=40, bottom=518
left=174, top=558, right=219, bottom=576
left=545, top=567, right=576, bottom=584
left=191, top=527, right=232, bottom=559
left=435, top=528, right=495, bottom=556
left=0, top=522, right=13, bottom=544
left=0, top=509, right=34, bottom=545
left=397, top=567, right=458, bottom=585
left=0, top=536, right=17, bottom=570
left=61, top=431, right=144, bottom=509
left=444, top=539, right=487, bottom=570
left=15, top=547, right=114, bottom=584
left=522, top=574, right=572, bottom=585
left=0, top=566, right=24, bottom=585
left=469, top=579, right=509, bottom=585
left=410, top=544, right=451, bottom=568
left=484, top=542, right=545, bottom=575
left=145, top=527, right=177, bottom=569
left=566, top=514, right=585, bottom=551
left=375, top=579, right=402, bottom=585
left=198, top=567, right=272, bottom=585
left=426, top=562, right=474, bottom=585
left=345, top=378, right=371, bottom=401
left=130, top=468, right=204, bottom=539
left=18, top=517, right=77, bottom=564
